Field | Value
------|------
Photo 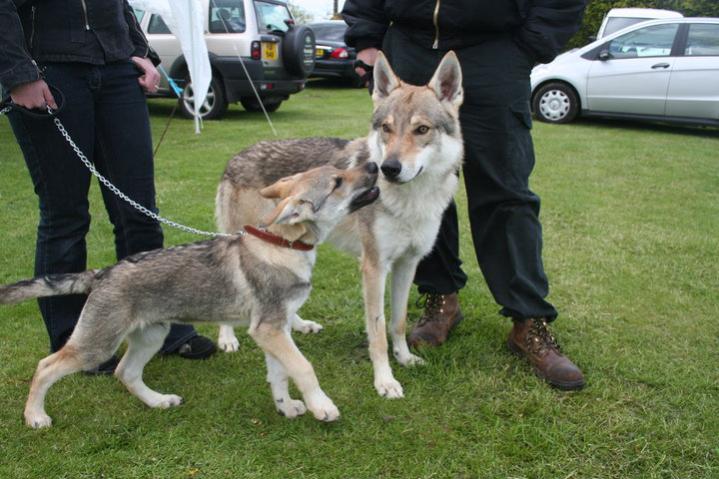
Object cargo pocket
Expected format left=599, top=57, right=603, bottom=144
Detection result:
left=504, top=100, right=535, bottom=190
left=510, top=100, right=532, bottom=130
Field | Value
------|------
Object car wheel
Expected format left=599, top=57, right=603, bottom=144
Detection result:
left=282, top=25, right=316, bottom=78
left=532, top=82, right=579, bottom=124
left=240, top=97, right=283, bottom=113
left=179, top=75, right=228, bottom=120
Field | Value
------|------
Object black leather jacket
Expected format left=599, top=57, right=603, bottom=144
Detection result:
left=342, top=0, right=586, bottom=64
left=0, top=0, right=149, bottom=91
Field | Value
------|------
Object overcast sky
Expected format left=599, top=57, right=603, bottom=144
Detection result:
left=295, top=0, right=345, bottom=20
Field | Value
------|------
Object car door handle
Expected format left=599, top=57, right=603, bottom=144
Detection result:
left=651, top=63, right=670, bottom=69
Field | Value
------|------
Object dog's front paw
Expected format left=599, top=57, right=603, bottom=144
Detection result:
left=395, top=351, right=426, bottom=367
left=25, top=411, right=52, bottom=429
left=375, top=377, right=404, bottom=399
left=218, top=335, right=240, bottom=353
left=292, top=318, right=324, bottom=334
left=276, top=398, right=307, bottom=419
left=306, top=392, right=340, bottom=422
left=151, top=394, right=183, bottom=409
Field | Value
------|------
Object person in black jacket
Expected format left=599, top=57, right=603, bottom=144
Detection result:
left=0, top=0, right=216, bottom=369
left=343, top=0, right=586, bottom=390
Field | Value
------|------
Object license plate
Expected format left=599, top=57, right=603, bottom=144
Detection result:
left=315, top=48, right=325, bottom=58
left=262, top=42, right=277, bottom=60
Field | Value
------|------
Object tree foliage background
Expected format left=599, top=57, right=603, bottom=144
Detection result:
left=287, top=1, right=314, bottom=24
left=568, top=0, right=719, bottom=48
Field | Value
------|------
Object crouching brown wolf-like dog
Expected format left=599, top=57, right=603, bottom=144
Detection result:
left=0, top=163, right=379, bottom=428
left=215, top=51, right=464, bottom=399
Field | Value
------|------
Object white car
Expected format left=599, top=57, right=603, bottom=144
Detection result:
left=596, top=8, right=682, bottom=39
left=134, top=0, right=315, bottom=119
left=530, top=18, right=719, bottom=126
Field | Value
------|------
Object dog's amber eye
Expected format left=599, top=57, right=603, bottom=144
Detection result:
left=381, top=123, right=391, bottom=133
left=415, top=125, right=430, bottom=135
left=334, top=177, right=343, bottom=189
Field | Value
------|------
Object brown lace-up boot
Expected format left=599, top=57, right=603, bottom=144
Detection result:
left=408, top=293, right=463, bottom=348
left=507, top=318, right=585, bottom=390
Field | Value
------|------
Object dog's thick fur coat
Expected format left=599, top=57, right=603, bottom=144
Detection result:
left=1, top=163, right=379, bottom=428
left=215, top=51, right=464, bottom=398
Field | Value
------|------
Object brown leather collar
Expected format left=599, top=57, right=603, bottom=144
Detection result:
left=243, top=225, right=314, bottom=251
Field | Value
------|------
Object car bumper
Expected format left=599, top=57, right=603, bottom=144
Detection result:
left=213, top=56, right=306, bottom=102
left=154, top=56, right=307, bottom=102
left=312, top=59, right=356, bottom=79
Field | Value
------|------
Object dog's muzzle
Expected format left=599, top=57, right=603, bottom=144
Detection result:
left=349, top=186, right=380, bottom=212
left=349, top=162, right=380, bottom=212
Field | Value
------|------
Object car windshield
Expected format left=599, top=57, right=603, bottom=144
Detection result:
left=604, top=17, right=649, bottom=36
left=310, top=23, right=346, bottom=42
left=254, top=1, right=292, bottom=33
left=209, top=0, right=246, bottom=33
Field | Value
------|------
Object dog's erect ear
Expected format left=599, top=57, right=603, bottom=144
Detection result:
left=428, top=51, right=463, bottom=107
left=372, top=51, right=400, bottom=102
left=263, top=197, right=296, bottom=225
left=260, top=174, right=299, bottom=199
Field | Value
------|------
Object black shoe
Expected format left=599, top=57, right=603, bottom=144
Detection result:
left=83, top=355, right=120, bottom=376
left=171, top=335, right=217, bottom=360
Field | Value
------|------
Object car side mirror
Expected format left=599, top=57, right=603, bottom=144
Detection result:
left=598, top=50, right=612, bottom=61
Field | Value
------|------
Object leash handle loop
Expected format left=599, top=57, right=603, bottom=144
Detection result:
left=0, top=83, right=66, bottom=119
left=353, top=60, right=374, bottom=90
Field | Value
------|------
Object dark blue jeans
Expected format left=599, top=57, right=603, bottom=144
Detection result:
left=8, top=61, right=197, bottom=352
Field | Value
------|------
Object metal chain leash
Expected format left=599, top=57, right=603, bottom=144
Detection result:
left=49, top=115, right=235, bottom=238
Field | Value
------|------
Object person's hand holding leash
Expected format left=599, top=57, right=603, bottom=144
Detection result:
left=10, top=79, right=58, bottom=111
left=131, top=56, right=161, bottom=94
left=355, top=47, right=378, bottom=86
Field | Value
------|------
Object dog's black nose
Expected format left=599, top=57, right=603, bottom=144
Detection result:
left=365, top=162, right=378, bottom=174
left=380, top=158, right=401, bottom=179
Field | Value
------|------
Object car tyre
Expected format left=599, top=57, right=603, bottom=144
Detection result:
left=240, top=96, right=283, bottom=113
left=179, top=75, right=228, bottom=120
left=282, top=25, right=316, bottom=78
left=532, top=82, right=579, bottom=124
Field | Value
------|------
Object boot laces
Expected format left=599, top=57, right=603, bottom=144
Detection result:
left=526, top=318, right=561, bottom=356
left=415, top=293, right=446, bottom=325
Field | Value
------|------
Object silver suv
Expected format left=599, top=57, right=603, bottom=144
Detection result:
left=134, top=0, right=315, bottom=119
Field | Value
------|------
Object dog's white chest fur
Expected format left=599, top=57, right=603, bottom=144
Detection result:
left=374, top=171, right=458, bottom=261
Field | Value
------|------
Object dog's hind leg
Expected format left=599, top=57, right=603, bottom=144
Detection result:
left=218, top=324, right=241, bottom=352
left=264, top=352, right=307, bottom=418
left=250, top=322, right=339, bottom=422
left=390, top=256, right=426, bottom=367
left=290, top=314, right=323, bottom=334
left=361, top=256, right=404, bottom=399
left=24, top=346, right=85, bottom=428
left=115, top=323, right=182, bottom=409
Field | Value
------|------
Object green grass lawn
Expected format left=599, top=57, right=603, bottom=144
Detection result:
left=1, top=81, right=718, bottom=478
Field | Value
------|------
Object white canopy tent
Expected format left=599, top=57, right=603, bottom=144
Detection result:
left=129, top=0, right=211, bottom=134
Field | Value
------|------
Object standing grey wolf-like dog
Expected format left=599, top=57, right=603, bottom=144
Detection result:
left=0, top=163, right=379, bottom=428
left=215, top=51, right=464, bottom=399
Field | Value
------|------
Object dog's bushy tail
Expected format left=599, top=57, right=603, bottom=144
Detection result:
left=0, top=271, right=98, bottom=305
